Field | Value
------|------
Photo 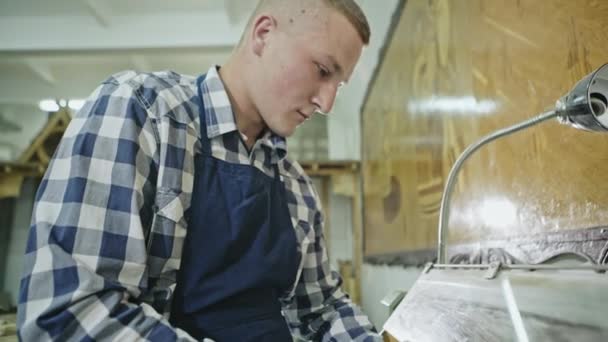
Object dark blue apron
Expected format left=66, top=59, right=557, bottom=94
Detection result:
left=169, top=75, right=301, bottom=341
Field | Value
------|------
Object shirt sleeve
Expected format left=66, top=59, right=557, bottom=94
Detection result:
left=282, top=189, right=381, bottom=342
left=17, top=72, right=196, bottom=342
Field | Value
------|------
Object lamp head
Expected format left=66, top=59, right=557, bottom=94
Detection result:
left=557, top=63, right=608, bottom=132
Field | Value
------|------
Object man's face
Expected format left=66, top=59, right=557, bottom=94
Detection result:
left=250, top=8, right=364, bottom=137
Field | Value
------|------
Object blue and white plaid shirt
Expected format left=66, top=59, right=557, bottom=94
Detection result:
left=18, top=66, right=380, bottom=341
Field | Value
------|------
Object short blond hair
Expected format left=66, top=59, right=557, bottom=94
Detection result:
left=322, top=0, right=370, bottom=44
left=245, top=0, right=370, bottom=45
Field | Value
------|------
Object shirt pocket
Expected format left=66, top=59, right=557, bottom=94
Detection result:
left=155, top=188, right=186, bottom=224
left=146, top=188, right=187, bottom=263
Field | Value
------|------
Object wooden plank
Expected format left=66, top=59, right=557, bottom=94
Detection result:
left=319, top=177, right=331, bottom=257
left=0, top=162, right=41, bottom=176
left=351, top=174, right=363, bottom=305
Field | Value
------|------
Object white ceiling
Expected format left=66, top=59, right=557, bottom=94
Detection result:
left=0, top=0, right=400, bottom=161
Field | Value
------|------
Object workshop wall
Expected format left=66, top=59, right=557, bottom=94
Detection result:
left=361, top=0, right=608, bottom=258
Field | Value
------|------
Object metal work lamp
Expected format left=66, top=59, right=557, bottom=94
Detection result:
left=382, top=64, right=608, bottom=342
left=437, top=63, right=608, bottom=263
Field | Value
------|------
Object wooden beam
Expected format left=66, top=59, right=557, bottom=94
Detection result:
left=300, top=160, right=359, bottom=177
left=351, top=174, right=363, bottom=305
left=36, top=148, right=50, bottom=165
left=18, top=108, right=71, bottom=164
left=0, top=162, right=41, bottom=176
left=320, top=177, right=331, bottom=257
left=0, top=173, right=24, bottom=198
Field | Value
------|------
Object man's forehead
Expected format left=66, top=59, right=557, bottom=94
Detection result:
left=269, top=2, right=363, bottom=82
left=258, top=0, right=324, bottom=20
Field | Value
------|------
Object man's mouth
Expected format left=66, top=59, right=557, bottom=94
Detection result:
left=297, top=110, right=311, bottom=120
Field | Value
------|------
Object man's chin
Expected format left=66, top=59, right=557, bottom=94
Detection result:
left=271, top=125, right=297, bottom=138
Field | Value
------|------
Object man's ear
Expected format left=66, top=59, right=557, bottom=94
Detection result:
left=250, top=14, right=276, bottom=56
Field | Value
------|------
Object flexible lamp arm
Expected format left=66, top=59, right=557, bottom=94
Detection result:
left=436, top=109, right=559, bottom=263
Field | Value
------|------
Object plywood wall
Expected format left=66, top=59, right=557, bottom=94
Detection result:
left=362, top=0, right=608, bottom=256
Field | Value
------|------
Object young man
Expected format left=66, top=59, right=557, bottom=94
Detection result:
left=18, top=0, right=380, bottom=341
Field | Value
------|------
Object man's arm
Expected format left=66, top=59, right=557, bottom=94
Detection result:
left=282, top=190, right=381, bottom=342
left=17, top=73, right=195, bottom=341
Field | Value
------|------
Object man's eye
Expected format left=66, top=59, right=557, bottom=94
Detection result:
left=316, top=64, right=330, bottom=78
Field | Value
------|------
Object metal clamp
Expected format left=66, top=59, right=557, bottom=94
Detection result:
left=484, top=261, right=502, bottom=279
left=381, top=290, right=407, bottom=315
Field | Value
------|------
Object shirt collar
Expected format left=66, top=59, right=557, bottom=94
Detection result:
left=201, top=66, right=287, bottom=160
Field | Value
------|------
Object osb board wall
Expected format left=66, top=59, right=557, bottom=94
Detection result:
left=362, top=0, right=608, bottom=256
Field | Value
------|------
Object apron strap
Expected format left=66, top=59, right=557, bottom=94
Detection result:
left=197, top=73, right=281, bottom=181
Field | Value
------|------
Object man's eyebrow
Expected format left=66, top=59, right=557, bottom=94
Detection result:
left=326, top=54, right=348, bottom=83
left=327, top=55, right=343, bottom=74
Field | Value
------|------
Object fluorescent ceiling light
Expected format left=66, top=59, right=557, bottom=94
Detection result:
left=39, top=99, right=59, bottom=112
left=408, top=96, right=499, bottom=116
left=39, top=98, right=86, bottom=112
left=68, top=99, right=85, bottom=111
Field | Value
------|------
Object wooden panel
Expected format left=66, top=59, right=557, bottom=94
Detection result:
left=362, top=0, right=608, bottom=256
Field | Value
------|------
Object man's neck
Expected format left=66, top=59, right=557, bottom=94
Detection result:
left=217, top=60, right=265, bottom=150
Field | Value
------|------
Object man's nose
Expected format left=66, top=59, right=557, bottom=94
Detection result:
left=312, top=83, right=338, bottom=115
